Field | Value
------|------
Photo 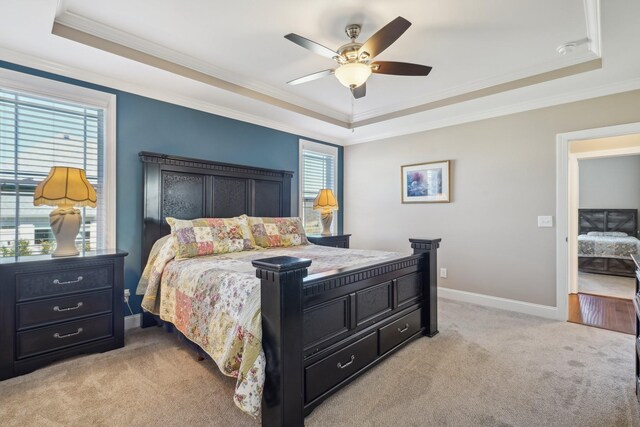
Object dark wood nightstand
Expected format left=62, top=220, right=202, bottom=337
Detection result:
left=0, top=249, right=127, bottom=380
left=307, top=234, right=351, bottom=248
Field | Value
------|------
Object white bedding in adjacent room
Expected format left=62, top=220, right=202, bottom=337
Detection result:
left=577, top=233, right=640, bottom=259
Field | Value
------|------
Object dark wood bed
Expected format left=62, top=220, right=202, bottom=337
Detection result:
left=138, top=152, right=440, bottom=427
left=578, top=208, right=638, bottom=277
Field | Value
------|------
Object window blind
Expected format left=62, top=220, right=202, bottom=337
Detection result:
left=0, top=87, right=106, bottom=257
left=301, top=148, right=336, bottom=234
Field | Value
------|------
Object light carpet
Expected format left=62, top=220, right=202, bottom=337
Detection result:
left=0, top=299, right=638, bottom=427
left=578, top=272, right=635, bottom=299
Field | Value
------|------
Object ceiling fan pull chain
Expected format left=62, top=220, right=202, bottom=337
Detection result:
left=351, top=93, right=355, bottom=131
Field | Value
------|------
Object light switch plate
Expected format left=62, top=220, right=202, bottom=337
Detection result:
left=440, top=268, right=448, bottom=278
left=538, top=215, right=553, bottom=228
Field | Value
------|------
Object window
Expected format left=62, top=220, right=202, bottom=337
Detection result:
left=0, top=69, right=115, bottom=257
left=299, top=139, right=338, bottom=234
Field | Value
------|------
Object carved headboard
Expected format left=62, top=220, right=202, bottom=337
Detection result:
left=578, top=208, right=638, bottom=237
left=140, top=152, right=293, bottom=267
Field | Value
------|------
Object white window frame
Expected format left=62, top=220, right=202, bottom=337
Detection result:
left=299, top=139, right=339, bottom=234
left=0, top=67, right=117, bottom=250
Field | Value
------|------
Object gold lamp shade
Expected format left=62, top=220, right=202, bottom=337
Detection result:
left=34, top=167, right=97, bottom=208
left=33, top=167, right=96, bottom=257
left=313, top=189, right=338, bottom=236
left=313, top=189, right=338, bottom=212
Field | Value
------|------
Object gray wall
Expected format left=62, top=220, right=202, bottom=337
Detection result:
left=344, top=89, right=640, bottom=307
left=579, top=156, right=640, bottom=215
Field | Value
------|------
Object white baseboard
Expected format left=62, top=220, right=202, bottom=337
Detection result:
left=124, top=313, right=141, bottom=331
left=439, top=287, right=559, bottom=320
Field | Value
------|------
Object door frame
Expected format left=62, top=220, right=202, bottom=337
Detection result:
left=556, top=122, right=640, bottom=321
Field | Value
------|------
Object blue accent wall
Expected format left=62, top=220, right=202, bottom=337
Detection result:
left=0, top=60, right=343, bottom=314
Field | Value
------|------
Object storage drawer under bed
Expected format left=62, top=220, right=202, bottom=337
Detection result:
left=378, top=309, right=422, bottom=355
left=305, top=331, right=377, bottom=403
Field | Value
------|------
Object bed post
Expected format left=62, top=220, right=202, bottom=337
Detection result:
left=252, top=256, right=311, bottom=427
left=410, top=238, right=441, bottom=337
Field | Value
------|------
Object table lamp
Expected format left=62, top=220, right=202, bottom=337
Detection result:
left=313, top=189, right=338, bottom=236
left=33, top=167, right=97, bottom=257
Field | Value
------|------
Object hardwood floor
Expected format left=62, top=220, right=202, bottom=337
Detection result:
left=568, top=293, right=635, bottom=335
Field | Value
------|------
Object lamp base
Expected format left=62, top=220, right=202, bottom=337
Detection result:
left=320, top=211, right=333, bottom=236
left=50, top=207, right=82, bottom=257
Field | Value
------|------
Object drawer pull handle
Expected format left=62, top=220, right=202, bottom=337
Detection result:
left=53, top=302, right=83, bottom=312
left=53, top=276, right=83, bottom=285
left=397, top=323, right=410, bottom=333
left=337, top=355, right=355, bottom=369
left=53, top=328, right=83, bottom=339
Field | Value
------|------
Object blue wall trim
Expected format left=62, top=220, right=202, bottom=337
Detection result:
left=0, top=60, right=343, bottom=314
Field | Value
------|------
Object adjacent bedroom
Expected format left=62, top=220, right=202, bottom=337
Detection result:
left=570, top=155, right=640, bottom=335
left=1, top=1, right=640, bottom=427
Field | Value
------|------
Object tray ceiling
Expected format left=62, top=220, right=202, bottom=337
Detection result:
left=0, top=0, right=638, bottom=144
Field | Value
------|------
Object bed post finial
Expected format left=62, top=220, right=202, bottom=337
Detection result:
left=409, top=238, right=441, bottom=337
left=252, top=256, right=311, bottom=427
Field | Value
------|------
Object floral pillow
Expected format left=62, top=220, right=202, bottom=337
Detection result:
left=247, top=216, right=309, bottom=248
left=166, top=216, right=255, bottom=259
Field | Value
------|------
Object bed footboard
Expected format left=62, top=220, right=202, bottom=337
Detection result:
left=252, top=256, right=311, bottom=427
left=410, top=238, right=440, bottom=336
left=253, top=238, right=440, bottom=427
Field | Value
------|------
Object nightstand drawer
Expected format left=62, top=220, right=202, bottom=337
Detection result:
left=16, top=314, right=113, bottom=359
left=16, top=264, right=113, bottom=302
left=16, top=290, right=113, bottom=330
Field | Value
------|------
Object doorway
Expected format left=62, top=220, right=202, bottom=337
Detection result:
left=570, top=155, right=640, bottom=334
left=556, top=123, right=640, bottom=333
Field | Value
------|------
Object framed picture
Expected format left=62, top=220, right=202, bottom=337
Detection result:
left=401, top=160, right=450, bottom=203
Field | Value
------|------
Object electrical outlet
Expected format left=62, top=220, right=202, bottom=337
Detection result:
left=124, top=289, right=130, bottom=303
left=440, top=268, right=448, bottom=278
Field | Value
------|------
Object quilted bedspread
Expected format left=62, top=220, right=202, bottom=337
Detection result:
left=137, top=237, right=402, bottom=417
left=578, top=234, right=640, bottom=259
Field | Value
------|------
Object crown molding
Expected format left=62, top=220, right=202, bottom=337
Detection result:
left=351, top=0, right=602, bottom=122
left=3, top=45, right=636, bottom=148
left=0, top=46, right=348, bottom=145
left=54, top=11, right=350, bottom=124
left=584, top=0, right=602, bottom=56
left=54, top=7, right=604, bottom=129
left=352, top=58, right=602, bottom=127
left=346, top=76, right=640, bottom=145
left=52, top=18, right=350, bottom=129
left=351, top=51, right=600, bottom=123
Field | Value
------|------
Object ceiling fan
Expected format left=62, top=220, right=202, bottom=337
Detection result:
left=285, top=16, right=432, bottom=99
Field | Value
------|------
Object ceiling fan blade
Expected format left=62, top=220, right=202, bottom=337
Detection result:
left=371, top=61, right=432, bottom=76
left=284, top=33, right=338, bottom=60
left=287, top=69, right=334, bottom=85
left=350, top=83, right=366, bottom=99
left=358, top=17, right=411, bottom=60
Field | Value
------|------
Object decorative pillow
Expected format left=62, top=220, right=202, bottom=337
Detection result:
left=603, top=231, right=628, bottom=237
left=586, top=231, right=628, bottom=237
left=247, top=216, right=308, bottom=248
left=166, top=216, right=255, bottom=259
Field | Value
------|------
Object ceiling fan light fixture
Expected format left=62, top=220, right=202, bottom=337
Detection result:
left=334, top=62, right=371, bottom=88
